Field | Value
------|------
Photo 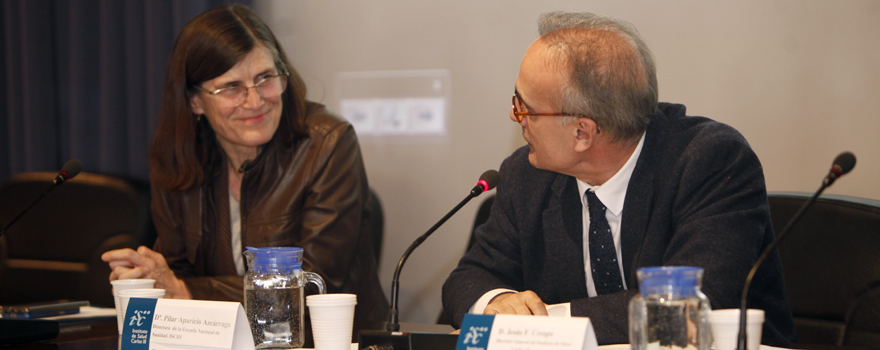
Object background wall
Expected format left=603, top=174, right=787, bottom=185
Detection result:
left=255, top=0, right=880, bottom=323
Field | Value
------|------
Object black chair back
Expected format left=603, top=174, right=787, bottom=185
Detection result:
left=0, top=172, right=155, bottom=307
left=769, top=191, right=880, bottom=346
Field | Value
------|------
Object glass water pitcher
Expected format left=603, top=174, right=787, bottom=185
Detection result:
left=244, top=246, right=326, bottom=349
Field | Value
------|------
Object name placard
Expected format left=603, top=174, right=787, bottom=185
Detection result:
left=121, top=298, right=254, bottom=350
left=456, top=314, right=598, bottom=350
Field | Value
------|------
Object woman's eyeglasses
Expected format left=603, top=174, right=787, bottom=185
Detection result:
left=194, top=73, right=289, bottom=108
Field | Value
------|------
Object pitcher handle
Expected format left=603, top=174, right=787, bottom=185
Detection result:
left=304, top=272, right=326, bottom=294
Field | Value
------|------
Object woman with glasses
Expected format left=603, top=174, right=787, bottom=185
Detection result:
left=101, top=5, right=389, bottom=322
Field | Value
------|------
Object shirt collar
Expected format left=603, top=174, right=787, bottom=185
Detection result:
left=576, top=132, right=646, bottom=216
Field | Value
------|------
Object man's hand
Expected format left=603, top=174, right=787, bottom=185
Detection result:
left=483, top=291, right=548, bottom=316
left=101, top=246, right=192, bottom=299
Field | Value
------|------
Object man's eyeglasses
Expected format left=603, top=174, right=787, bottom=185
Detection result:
left=194, top=73, right=289, bottom=108
left=511, top=90, right=579, bottom=123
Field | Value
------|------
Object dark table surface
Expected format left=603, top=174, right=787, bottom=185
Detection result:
left=3, top=318, right=878, bottom=350
left=2, top=318, right=455, bottom=350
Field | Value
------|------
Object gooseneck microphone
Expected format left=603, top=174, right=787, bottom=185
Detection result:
left=359, top=170, right=500, bottom=350
left=736, top=152, right=856, bottom=350
left=0, top=159, right=82, bottom=238
left=386, top=169, right=500, bottom=332
left=0, top=159, right=82, bottom=344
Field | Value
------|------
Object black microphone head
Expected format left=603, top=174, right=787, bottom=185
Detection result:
left=824, top=151, right=856, bottom=187
left=478, top=170, right=501, bottom=192
left=61, top=159, right=83, bottom=180
left=832, top=151, right=856, bottom=176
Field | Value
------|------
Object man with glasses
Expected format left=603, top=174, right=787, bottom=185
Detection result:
left=442, top=12, right=795, bottom=345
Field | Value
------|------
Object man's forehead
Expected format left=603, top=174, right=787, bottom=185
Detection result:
left=525, top=38, right=569, bottom=69
left=518, top=39, right=569, bottom=92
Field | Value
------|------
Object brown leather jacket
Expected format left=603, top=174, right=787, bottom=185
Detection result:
left=151, top=102, right=389, bottom=322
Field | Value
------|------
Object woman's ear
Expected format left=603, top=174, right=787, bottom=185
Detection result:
left=189, top=94, right=205, bottom=115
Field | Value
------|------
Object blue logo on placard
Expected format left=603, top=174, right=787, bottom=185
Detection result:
left=121, top=297, right=158, bottom=350
left=463, top=325, right=489, bottom=344
left=456, top=314, right=495, bottom=350
left=129, top=309, right=150, bottom=326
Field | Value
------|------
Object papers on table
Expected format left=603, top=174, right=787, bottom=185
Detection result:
left=44, top=306, right=117, bottom=321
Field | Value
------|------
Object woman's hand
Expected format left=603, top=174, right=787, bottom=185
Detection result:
left=101, top=246, right=192, bottom=299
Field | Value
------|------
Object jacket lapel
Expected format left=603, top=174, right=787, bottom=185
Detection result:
left=184, top=186, right=203, bottom=265
left=554, top=175, right=584, bottom=250
left=542, top=174, right=588, bottom=297
left=620, top=109, right=666, bottom=285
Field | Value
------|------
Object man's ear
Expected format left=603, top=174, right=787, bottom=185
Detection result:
left=573, top=117, right=599, bottom=153
left=189, top=94, right=205, bottom=115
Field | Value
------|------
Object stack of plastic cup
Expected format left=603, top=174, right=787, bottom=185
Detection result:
left=117, top=288, right=166, bottom=332
left=110, top=279, right=155, bottom=334
left=307, top=294, right=357, bottom=350
left=709, top=309, right=765, bottom=350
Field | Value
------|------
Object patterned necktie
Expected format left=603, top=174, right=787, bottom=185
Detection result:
left=585, top=190, right=624, bottom=295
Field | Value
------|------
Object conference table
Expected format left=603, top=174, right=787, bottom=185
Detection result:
left=3, top=318, right=454, bottom=350
left=4, top=317, right=879, bottom=350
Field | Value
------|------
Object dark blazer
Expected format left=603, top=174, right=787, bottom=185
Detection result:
left=442, top=103, right=795, bottom=345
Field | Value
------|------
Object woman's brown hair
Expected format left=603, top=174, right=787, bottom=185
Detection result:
left=149, top=5, right=308, bottom=191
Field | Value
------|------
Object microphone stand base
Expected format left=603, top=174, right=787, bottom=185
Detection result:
left=358, top=330, right=458, bottom=350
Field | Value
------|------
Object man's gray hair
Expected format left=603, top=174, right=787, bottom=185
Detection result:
left=538, top=12, right=658, bottom=143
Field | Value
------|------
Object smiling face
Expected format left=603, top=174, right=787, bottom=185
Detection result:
left=190, top=44, right=283, bottom=157
left=511, top=39, right=580, bottom=173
